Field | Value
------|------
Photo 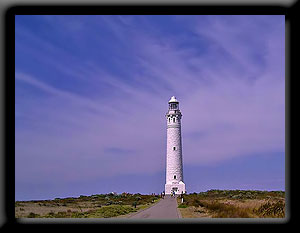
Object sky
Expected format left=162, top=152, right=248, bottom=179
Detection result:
left=15, top=15, right=285, bottom=201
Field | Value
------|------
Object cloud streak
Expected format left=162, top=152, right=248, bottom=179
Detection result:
left=15, top=15, right=285, bottom=199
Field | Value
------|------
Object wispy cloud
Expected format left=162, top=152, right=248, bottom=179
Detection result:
left=15, top=15, right=285, bottom=199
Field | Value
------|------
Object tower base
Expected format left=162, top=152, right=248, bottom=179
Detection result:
left=165, top=182, right=186, bottom=195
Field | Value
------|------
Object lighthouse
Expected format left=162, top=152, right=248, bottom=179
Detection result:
left=165, top=96, right=186, bottom=195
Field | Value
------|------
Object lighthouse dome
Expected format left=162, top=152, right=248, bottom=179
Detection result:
left=169, top=96, right=179, bottom=103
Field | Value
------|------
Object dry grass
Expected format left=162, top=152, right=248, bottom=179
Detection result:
left=15, top=193, right=160, bottom=218
left=15, top=202, right=92, bottom=218
left=255, top=200, right=285, bottom=218
left=178, top=205, right=212, bottom=218
left=177, top=190, right=285, bottom=218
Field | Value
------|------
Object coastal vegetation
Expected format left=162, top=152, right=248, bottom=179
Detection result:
left=177, top=190, right=285, bottom=218
left=15, top=193, right=160, bottom=218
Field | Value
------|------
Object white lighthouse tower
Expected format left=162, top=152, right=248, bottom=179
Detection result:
left=165, top=96, right=186, bottom=195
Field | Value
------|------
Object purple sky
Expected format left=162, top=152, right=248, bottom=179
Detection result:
left=15, top=15, right=285, bottom=201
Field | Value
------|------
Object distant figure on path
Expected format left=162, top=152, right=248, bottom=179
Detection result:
left=172, top=190, right=176, bottom=198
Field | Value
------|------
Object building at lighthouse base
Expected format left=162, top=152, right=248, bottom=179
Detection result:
left=165, top=181, right=186, bottom=195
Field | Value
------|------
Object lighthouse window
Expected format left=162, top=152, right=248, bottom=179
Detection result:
left=173, top=118, right=175, bottom=123
left=173, top=147, right=176, bottom=150
left=170, top=103, right=178, bottom=109
left=174, top=175, right=177, bottom=179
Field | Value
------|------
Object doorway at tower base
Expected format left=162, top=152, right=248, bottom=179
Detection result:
left=165, top=182, right=186, bottom=195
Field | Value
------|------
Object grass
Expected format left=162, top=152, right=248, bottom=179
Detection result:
left=178, top=203, right=188, bottom=208
left=40, top=205, right=138, bottom=218
left=255, top=201, right=285, bottom=218
left=177, top=190, right=285, bottom=218
left=201, top=201, right=252, bottom=218
left=16, top=190, right=286, bottom=218
left=16, top=193, right=160, bottom=218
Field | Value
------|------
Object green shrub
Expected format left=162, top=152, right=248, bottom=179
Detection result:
left=94, top=205, right=136, bottom=218
left=178, top=204, right=188, bottom=208
left=132, top=201, right=137, bottom=208
left=27, top=212, right=40, bottom=218
left=71, top=211, right=87, bottom=218
left=191, top=199, right=203, bottom=207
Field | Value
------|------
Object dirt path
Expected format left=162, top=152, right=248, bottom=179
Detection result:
left=129, top=195, right=180, bottom=219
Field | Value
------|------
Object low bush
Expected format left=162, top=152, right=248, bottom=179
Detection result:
left=178, top=204, right=188, bottom=208
left=27, top=212, right=40, bottom=218
left=93, top=205, right=137, bottom=218
left=180, top=195, right=252, bottom=218
left=189, top=200, right=251, bottom=218
left=255, top=201, right=285, bottom=218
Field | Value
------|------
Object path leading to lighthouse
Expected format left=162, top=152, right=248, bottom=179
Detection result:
left=129, top=195, right=181, bottom=219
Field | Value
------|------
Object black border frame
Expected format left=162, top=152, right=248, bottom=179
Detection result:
left=3, top=2, right=297, bottom=228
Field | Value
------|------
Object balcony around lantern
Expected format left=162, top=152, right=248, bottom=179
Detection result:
left=166, top=110, right=181, bottom=115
